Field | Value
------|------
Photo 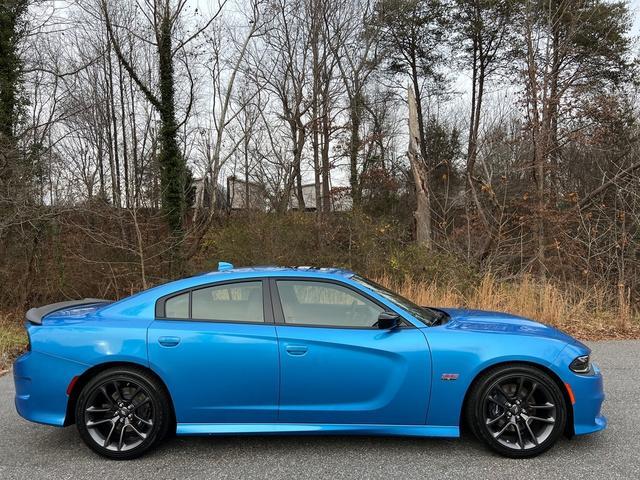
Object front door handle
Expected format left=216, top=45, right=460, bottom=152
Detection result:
left=285, top=345, right=308, bottom=356
left=158, top=336, right=181, bottom=347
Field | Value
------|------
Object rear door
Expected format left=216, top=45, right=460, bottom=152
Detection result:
left=148, top=279, right=279, bottom=424
left=272, top=278, right=431, bottom=425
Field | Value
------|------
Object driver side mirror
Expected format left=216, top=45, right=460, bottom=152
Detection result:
left=377, top=311, right=401, bottom=330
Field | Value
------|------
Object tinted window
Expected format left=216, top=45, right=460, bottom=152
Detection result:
left=165, top=292, right=189, bottom=319
left=192, top=281, right=264, bottom=322
left=351, top=275, right=439, bottom=326
left=276, top=280, right=384, bottom=327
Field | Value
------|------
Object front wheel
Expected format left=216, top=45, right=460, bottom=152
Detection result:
left=467, top=365, right=567, bottom=458
left=75, top=367, right=170, bottom=460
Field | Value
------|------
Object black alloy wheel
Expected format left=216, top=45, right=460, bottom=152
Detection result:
left=75, top=367, right=170, bottom=459
left=467, top=364, right=567, bottom=458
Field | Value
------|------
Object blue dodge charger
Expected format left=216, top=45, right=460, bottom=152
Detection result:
left=14, top=263, right=606, bottom=459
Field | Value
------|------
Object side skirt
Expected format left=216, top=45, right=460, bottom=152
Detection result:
left=176, top=423, right=459, bottom=438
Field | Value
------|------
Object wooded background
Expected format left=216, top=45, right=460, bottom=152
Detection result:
left=1, top=0, right=640, bottom=335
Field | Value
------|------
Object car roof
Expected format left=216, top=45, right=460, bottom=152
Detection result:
left=96, top=265, right=359, bottom=319
left=200, top=265, right=354, bottom=279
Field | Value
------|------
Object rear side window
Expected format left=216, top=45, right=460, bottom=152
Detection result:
left=192, top=281, right=264, bottom=322
left=165, top=292, right=189, bottom=318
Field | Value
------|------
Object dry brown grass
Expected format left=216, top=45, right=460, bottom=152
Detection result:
left=375, top=274, right=640, bottom=340
left=0, top=311, right=27, bottom=372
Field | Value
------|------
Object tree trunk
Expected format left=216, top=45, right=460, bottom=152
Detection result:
left=321, top=99, right=331, bottom=213
left=466, top=46, right=490, bottom=234
left=408, top=85, right=432, bottom=249
left=310, top=2, right=322, bottom=215
left=349, top=91, right=362, bottom=207
left=0, top=1, right=27, bottom=145
left=293, top=119, right=305, bottom=210
left=128, top=66, right=139, bottom=206
left=524, top=11, right=546, bottom=277
left=157, top=9, right=185, bottom=234
left=117, top=60, right=130, bottom=209
left=106, top=41, right=122, bottom=208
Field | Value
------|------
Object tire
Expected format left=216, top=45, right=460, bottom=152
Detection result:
left=466, top=364, right=567, bottom=458
left=75, top=367, right=171, bottom=460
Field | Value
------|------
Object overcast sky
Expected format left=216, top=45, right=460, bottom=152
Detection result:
left=631, top=0, right=640, bottom=35
left=48, top=0, right=640, bottom=187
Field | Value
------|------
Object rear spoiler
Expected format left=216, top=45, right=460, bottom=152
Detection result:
left=25, top=298, right=111, bottom=325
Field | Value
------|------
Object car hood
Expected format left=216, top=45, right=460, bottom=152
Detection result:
left=435, top=307, right=579, bottom=345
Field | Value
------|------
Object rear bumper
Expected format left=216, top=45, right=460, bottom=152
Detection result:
left=14, top=350, right=86, bottom=427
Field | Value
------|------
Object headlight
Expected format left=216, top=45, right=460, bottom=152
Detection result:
left=569, top=354, right=591, bottom=374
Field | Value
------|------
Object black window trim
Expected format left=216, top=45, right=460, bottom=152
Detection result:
left=155, top=278, right=274, bottom=325
left=269, top=277, right=413, bottom=330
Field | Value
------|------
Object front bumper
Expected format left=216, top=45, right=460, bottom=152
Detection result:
left=568, top=362, right=607, bottom=435
left=14, top=350, right=86, bottom=427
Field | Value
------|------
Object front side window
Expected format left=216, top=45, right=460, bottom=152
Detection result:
left=276, top=280, right=384, bottom=328
left=351, top=275, right=441, bottom=326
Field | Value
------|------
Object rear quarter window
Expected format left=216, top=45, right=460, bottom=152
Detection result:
left=165, top=292, right=189, bottom=318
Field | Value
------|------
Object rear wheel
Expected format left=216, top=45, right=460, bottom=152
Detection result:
left=466, top=364, right=567, bottom=458
left=75, top=367, right=170, bottom=460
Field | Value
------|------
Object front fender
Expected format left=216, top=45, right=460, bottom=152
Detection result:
left=423, top=327, right=568, bottom=428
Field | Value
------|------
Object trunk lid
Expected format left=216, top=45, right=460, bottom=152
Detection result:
left=25, top=299, right=112, bottom=325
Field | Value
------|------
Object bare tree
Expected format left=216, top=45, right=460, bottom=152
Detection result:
left=374, top=0, right=449, bottom=248
left=256, top=0, right=312, bottom=212
left=100, top=0, right=225, bottom=235
left=515, top=0, right=631, bottom=276
left=330, top=0, right=379, bottom=207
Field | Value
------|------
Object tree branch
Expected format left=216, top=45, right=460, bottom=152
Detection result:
left=577, top=159, right=640, bottom=210
left=101, top=0, right=161, bottom=110
left=171, top=0, right=228, bottom=56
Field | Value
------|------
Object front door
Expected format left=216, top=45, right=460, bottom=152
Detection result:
left=148, top=279, right=279, bottom=424
left=272, top=279, right=431, bottom=425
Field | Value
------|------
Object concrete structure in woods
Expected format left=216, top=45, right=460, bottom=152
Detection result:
left=289, top=183, right=352, bottom=212
left=192, top=177, right=226, bottom=211
left=226, top=176, right=267, bottom=211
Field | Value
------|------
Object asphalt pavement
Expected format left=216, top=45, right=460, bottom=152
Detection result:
left=1, top=340, right=638, bottom=479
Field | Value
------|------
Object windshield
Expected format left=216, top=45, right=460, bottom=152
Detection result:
left=351, top=275, right=441, bottom=326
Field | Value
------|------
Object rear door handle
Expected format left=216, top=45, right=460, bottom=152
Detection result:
left=285, top=345, right=308, bottom=356
left=158, top=336, right=181, bottom=347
